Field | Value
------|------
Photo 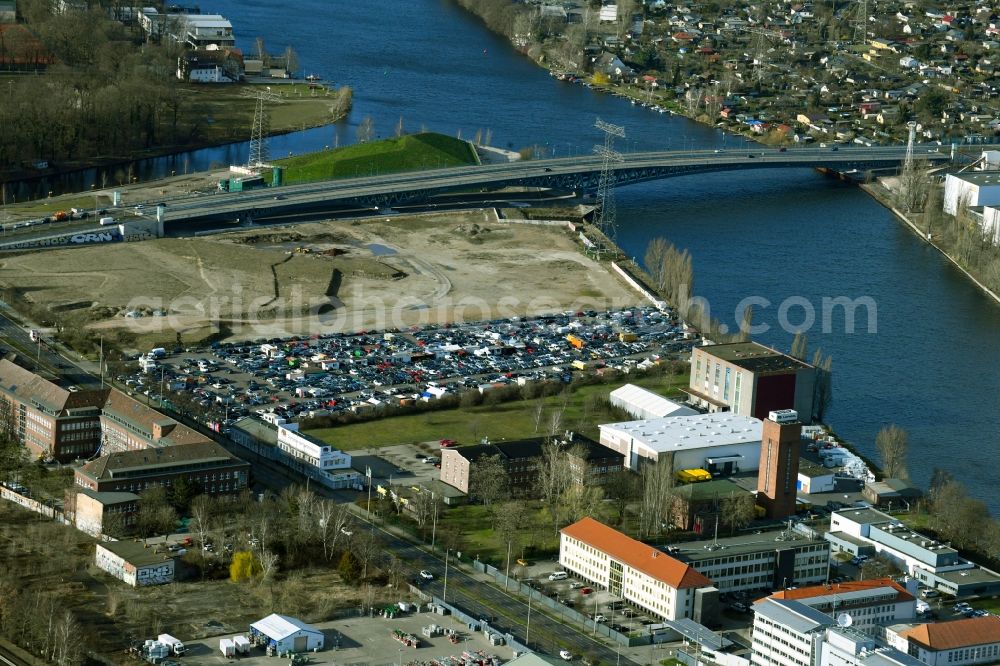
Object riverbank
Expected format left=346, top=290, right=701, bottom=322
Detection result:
left=1, top=82, right=352, bottom=200
left=861, top=179, right=1000, bottom=308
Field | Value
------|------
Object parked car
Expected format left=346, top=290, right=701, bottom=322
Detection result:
left=580, top=587, right=592, bottom=595
left=592, top=614, right=606, bottom=623
left=559, top=650, right=573, bottom=660
left=419, top=570, right=434, bottom=580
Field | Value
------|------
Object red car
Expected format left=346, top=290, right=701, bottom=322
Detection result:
left=580, top=587, right=592, bottom=595
left=439, top=439, right=457, bottom=447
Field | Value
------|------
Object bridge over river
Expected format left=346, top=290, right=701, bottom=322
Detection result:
left=150, top=144, right=954, bottom=225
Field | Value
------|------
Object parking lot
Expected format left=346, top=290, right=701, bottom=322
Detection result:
left=179, top=610, right=510, bottom=666
left=121, top=307, right=693, bottom=429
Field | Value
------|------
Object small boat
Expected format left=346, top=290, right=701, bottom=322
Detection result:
left=305, top=74, right=321, bottom=82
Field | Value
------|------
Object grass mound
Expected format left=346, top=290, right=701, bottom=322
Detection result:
left=272, top=132, right=479, bottom=184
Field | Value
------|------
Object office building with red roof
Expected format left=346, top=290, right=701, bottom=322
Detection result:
left=765, top=578, right=918, bottom=635
left=888, top=616, right=1000, bottom=666
left=559, top=517, right=718, bottom=623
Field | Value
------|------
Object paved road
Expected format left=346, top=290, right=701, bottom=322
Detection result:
left=133, top=144, right=960, bottom=225
left=0, top=304, right=100, bottom=388
left=368, top=520, right=637, bottom=664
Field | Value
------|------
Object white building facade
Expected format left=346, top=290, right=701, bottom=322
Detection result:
left=95, top=542, right=174, bottom=587
left=886, top=616, right=1000, bottom=666
left=559, top=517, right=715, bottom=622
left=276, top=425, right=351, bottom=471
left=599, top=412, right=762, bottom=472
left=943, top=173, right=1000, bottom=215
left=751, top=598, right=833, bottom=666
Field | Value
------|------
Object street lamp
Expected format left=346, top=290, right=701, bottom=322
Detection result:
left=443, top=548, right=451, bottom=602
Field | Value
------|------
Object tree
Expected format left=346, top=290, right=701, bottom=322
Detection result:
left=639, top=462, right=675, bottom=538
left=790, top=332, right=808, bottom=361
left=229, top=550, right=262, bottom=582
left=189, top=494, right=215, bottom=551
left=469, top=454, right=509, bottom=507
left=930, top=480, right=988, bottom=549
left=860, top=555, right=900, bottom=580
left=168, top=475, right=200, bottom=514
left=721, top=491, right=757, bottom=533
left=494, top=500, right=530, bottom=566
left=316, top=499, right=351, bottom=560
left=811, top=349, right=833, bottom=422
left=604, top=470, right=640, bottom=524
left=136, top=487, right=177, bottom=541
left=559, top=485, right=605, bottom=524
left=357, top=116, right=375, bottom=143
left=539, top=440, right=570, bottom=526
left=875, top=424, right=909, bottom=479
left=338, top=549, right=362, bottom=584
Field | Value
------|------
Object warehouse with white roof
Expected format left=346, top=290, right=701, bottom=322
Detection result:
left=599, top=412, right=762, bottom=472
left=609, top=384, right=698, bottom=420
left=249, top=614, right=324, bottom=653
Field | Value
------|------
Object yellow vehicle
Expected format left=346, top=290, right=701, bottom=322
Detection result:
left=566, top=334, right=585, bottom=349
left=571, top=360, right=589, bottom=371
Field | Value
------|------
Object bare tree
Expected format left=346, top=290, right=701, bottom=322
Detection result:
left=532, top=402, right=545, bottom=433
left=875, top=425, right=910, bottom=479
left=604, top=470, right=640, bottom=524
left=811, top=350, right=833, bottom=422
left=721, top=491, right=757, bottom=534
left=395, top=116, right=405, bottom=138
left=790, top=332, right=809, bottom=361
left=469, top=454, right=509, bottom=508
left=315, top=499, right=351, bottom=560
left=258, top=549, right=280, bottom=583
left=639, top=462, right=675, bottom=538
left=190, top=495, right=214, bottom=549
left=558, top=485, right=604, bottom=524
left=539, top=440, right=570, bottom=526
left=357, top=116, right=375, bottom=143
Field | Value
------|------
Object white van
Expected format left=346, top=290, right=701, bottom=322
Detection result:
left=549, top=571, right=568, bottom=581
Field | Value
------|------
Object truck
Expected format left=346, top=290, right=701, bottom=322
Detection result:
left=149, top=347, right=167, bottom=359
left=99, top=217, right=116, bottom=226
left=29, top=329, right=41, bottom=343
left=157, top=634, right=186, bottom=656
left=566, top=334, right=584, bottom=349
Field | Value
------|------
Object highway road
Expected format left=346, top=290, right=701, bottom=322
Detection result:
left=135, top=144, right=961, bottom=225
left=0, top=304, right=100, bottom=388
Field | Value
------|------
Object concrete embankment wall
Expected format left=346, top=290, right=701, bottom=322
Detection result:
left=862, top=182, right=1000, bottom=307
left=611, top=261, right=668, bottom=310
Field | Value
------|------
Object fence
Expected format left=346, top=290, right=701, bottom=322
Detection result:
left=0, top=486, right=67, bottom=524
left=472, top=561, right=652, bottom=647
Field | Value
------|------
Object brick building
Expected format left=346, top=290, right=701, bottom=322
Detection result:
left=71, top=488, right=139, bottom=537
left=439, top=433, right=624, bottom=497
left=0, top=359, right=107, bottom=462
left=75, top=441, right=250, bottom=496
left=685, top=342, right=816, bottom=422
left=98, top=390, right=212, bottom=455
left=757, top=411, right=803, bottom=520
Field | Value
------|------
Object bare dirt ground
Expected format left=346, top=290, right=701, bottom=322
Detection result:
left=0, top=211, right=639, bottom=343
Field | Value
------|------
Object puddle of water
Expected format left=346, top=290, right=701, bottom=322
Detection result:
left=367, top=243, right=397, bottom=256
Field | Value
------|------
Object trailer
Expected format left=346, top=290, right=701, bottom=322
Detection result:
left=220, top=638, right=235, bottom=658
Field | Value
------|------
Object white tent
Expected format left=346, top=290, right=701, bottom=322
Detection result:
left=609, top=383, right=698, bottom=420
left=249, top=614, right=324, bottom=653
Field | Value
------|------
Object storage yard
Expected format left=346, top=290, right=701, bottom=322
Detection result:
left=0, top=211, right=640, bottom=343
left=178, top=611, right=509, bottom=666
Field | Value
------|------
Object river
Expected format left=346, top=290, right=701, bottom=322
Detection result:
left=54, top=0, right=1000, bottom=510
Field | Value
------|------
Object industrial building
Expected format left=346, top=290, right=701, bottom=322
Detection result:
left=752, top=598, right=926, bottom=666
left=608, top=384, right=697, bottom=420
left=827, top=507, right=1000, bottom=597
left=943, top=172, right=1000, bottom=215
left=559, top=517, right=717, bottom=623
left=668, top=527, right=830, bottom=594
left=665, top=478, right=747, bottom=532
left=75, top=441, right=250, bottom=496
left=598, top=412, right=762, bottom=472
left=95, top=540, right=174, bottom=587
left=765, top=578, right=918, bottom=636
left=0, top=359, right=107, bottom=462
left=685, top=342, right=816, bottom=422
left=249, top=614, right=324, bottom=653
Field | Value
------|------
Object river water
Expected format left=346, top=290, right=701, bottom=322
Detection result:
left=56, top=0, right=1000, bottom=508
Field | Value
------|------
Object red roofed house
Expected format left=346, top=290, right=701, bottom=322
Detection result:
left=889, top=616, right=1000, bottom=666
left=559, top=517, right=718, bottom=623
left=765, top=577, right=917, bottom=635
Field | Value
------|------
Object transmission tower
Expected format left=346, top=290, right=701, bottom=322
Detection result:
left=242, top=87, right=284, bottom=169
left=593, top=118, right=625, bottom=242
left=852, top=0, right=868, bottom=46
left=904, top=121, right=917, bottom=172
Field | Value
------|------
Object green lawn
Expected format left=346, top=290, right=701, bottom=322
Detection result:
left=270, top=132, right=479, bottom=184
left=307, top=372, right=689, bottom=450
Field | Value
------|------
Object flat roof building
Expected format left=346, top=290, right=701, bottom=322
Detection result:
left=668, top=527, right=830, bottom=594
left=765, top=578, right=917, bottom=636
left=944, top=172, right=1000, bottom=215
left=599, top=412, right=762, bottom=472
left=686, top=342, right=816, bottom=422
left=72, top=488, right=139, bottom=538
left=95, top=540, right=174, bottom=587
left=559, top=517, right=717, bottom=623
left=751, top=598, right=835, bottom=666
left=75, top=441, right=249, bottom=496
